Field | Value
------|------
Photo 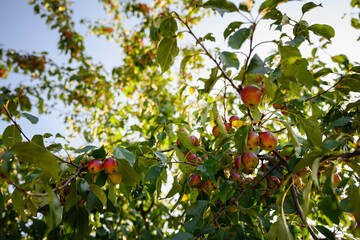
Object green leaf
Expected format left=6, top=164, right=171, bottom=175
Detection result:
left=92, top=146, right=106, bottom=159
left=157, top=37, right=179, bottom=73
left=184, top=200, right=209, bottom=233
left=293, top=149, right=322, bottom=173
left=145, top=164, right=163, bottom=182
left=302, top=2, right=322, bottom=14
left=89, top=184, right=107, bottom=206
left=20, top=112, right=39, bottom=124
left=174, top=145, right=186, bottom=162
left=31, top=134, right=45, bottom=147
left=118, top=158, right=140, bottom=186
left=177, top=131, right=194, bottom=150
left=198, top=33, right=216, bottom=43
left=318, top=197, right=340, bottom=224
left=315, top=226, right=335, bottom=240
left=160, top=16, right=178, bottom=37
left=46, top=187, right=62, bottom=235
left=223, top=21, right=243, bottom=39
left=259, top=0, right=289, bottom=14
left=277, top=185, right=294, bottom=240
left=313, top=68, right=333, bottom=79
left=308, top=24, right=335, bottom=40
left=350, top=66, right=360, bottom=73
left=168, top=231, right=194, bottom=240
left=219, top=51, right=239, bottom=69
left=239, top=0, right=254, bottom=12
left=75, top=145, right=96, bottom=153
left=114, top=146, right=136, bottom=167
left=301, top=179, right=312, bottom=221
left=278, top=120, right=301, bottom=157
left=63, top=206, right=90, bottom=239
left=180, top=55, right=193, bottom=78
left=203, top=0, right=238, bottom=17
left=234, top=125, right=249, bottom=154
left=166, top=175, right=182, bottom=198
left=154, top=151, right=167, bottom=164
left=10, top=142, right=60, bottom=179
left=202, top=67, right=220, bottom=94
left=341, top=74, right=360, bottom=92
left=264, top=77, right=275, bottom=100
left=228, top=27, right=251, bottom=49
left=3, top=125, right=22, bottom=148
left=212, top=103, right=227, bottom=136
left=330, top=117, right=353, bottom=127
left=246, top=54, right=270, bottom=74
left=298, top=116, right=322, bottom=148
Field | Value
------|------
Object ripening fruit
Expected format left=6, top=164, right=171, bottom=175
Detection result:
left=104, top=158, right=119, bottom=174
left=194, top=156, right=202, bottom=163
left=224, top=122, right=232, bottom=132
left=281, top=106, right=288, bottom=116
left=108, top=171, right=122, bottom=185
left=333, top=173, right=341, bottom=188
left=189, top=174, right=202, bottom=188
left=267, top=176, right=280, bottom=190
left=186, top=153, right=197, bottom=162
left=259, top=131, right=278, bottom=151
left=246, top=131, right=259, bottom=152
left=189, top=136, right=200, bottom=146
left=202, top=179, right=216, bottom=191
left=212, top=125, right=221, bottom=137
left=233, top=156, right=240, bottom=172
left=241, top=152, right=258, bottom=174
left=88, top=159, right=104, bottom=174
left=231, top=172, right=242, bottom=185
left=229, top=115, right=240, bottom=125
left=240, top=85, right=262, bottom=108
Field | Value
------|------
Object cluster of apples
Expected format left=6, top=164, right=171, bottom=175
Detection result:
left=87, top=158, right=122, bottom=185
left=188, top=174, right=216, bottom=195
left=177, top=129, right=203, bottom=163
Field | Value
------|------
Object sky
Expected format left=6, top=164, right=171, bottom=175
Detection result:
left=0, top=0, right=359, bottom=148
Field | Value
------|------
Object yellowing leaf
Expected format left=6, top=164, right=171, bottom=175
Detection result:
left=232, top=120, right=247, bottom=129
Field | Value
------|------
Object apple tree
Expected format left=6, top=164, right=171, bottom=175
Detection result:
left=1, top=0, right=360, bottom=239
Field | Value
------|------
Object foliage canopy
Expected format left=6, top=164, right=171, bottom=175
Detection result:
left=1, top=0, right=360, bottom=239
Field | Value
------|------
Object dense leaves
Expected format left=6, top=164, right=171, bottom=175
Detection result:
left=1, top=0, right=360, bottom=239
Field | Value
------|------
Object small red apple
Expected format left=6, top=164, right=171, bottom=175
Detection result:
left=224, top=122, right=232, bottom=132
left=231, top=172, right=242, bottom=185
left=229, top=115, right=240, bottom=125
left=333, top=173, right=341, bottom=188
left=212, top=125, right=221, bottom=137
left=189, top=136, right=200, bottom=146
left=108, top=171, right=122, bottom=185
left=104, top=158, right=119, bottom=174
left=189, top=174, right=202, bottom=188
left=273, top=104, right=282, bottom=109
left=233, top=156, right=240, bottom=172
left=88, top=159, right=104, bottom=174
left=186, top=153, right=197, bottom=162
left=241, top=152, right=258, bottom=174
left=259, top=131, right=277, bottom=151
left=267, top=176, right=280, bottom=190
left=293, top=173, right=302, bottom=188
left=240, top=85, right=262, bottom=108
left=246, top=131, right=259, bottom=152
left=281, top=106, right=288, bottom=116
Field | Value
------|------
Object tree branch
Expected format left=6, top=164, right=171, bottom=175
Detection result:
left=272, top=150, right=319, bottom=240
left=7, top=166, right=87, bottom=197
left=209, top=161, right=281, bottom=226
left=2, top=104, right=79, bottom=168
left=304, top=76, right=344, bottom=102
left=173, top=12, right=241, bottom=93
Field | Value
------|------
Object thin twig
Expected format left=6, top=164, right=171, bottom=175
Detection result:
left=173, top=12, right=241, bottom=94
left=7, top=166, right=87, bottom=197
left=272, top=150, right=319, bottom=240
left=304, top=76, right=344, bottom=102
left=209, top=161, right=281, bottom=226
left=2, top=104, right=79, bottom=168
